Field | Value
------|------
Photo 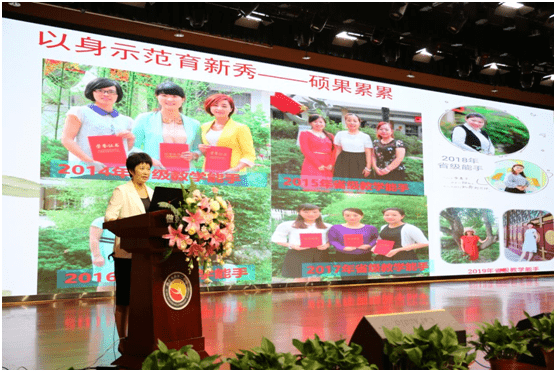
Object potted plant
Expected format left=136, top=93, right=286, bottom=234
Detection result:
left=524, top=310, right=554, bottom=369
left=142, top=340, right=223, bottom=370
left=468, top=319, right=533, bottom=370
left=226, top=337, right=301, bottom=370
left=292, top=334, right=377, bottom=370
left=383, top=324, right=476, bottom=370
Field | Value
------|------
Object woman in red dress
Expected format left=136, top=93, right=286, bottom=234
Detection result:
left=460, top=227, right=485, bottom=261
left=299, top=114, right=335, bottom=189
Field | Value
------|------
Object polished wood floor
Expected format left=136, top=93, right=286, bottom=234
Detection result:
left=2, top=276, right=554, bottom=370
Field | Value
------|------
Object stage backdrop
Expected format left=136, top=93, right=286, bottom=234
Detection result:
left=2, top=18, right=554, bottom=296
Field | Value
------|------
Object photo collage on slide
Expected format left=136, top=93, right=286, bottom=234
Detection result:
left=39, top=62, right=273, bottom=293
left=436, top=106, right=553, bottom=272
left=38, top=59, right=432, bottom=293
left=270, top=93, right=428, bottom=283
left=19, top=19, right=549, bottom=296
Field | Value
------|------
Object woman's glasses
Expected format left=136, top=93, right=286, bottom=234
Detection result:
left=95, top=89, right=118, bottom=96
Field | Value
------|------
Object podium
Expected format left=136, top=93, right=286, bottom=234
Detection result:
left=104, top=210, right=206, bottom=369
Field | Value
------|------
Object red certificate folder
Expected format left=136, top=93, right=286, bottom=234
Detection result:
left=374, top=239, right=395, bottom=255
left=205, top=146, right=232, bottom=172
left=88, top=135, right=127, bottom=165
left=300, top=233, right=323, bottom=248
left=343, top=234, right=363, bottom=247
left=160, top=143, right=189, bottom=171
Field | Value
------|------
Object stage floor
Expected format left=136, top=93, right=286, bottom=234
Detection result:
left=2, top=276, right=554, bottom=370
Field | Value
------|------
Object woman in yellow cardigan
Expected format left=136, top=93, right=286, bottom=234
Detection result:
left=199, top=94, right=256, bottom=173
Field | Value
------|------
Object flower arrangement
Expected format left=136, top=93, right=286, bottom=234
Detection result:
left=159, top=181, right=234, bottom=277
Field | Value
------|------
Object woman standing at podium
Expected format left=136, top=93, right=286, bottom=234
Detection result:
left=105, top=152, right=154, bottom=346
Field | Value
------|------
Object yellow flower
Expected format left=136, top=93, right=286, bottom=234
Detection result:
left=186, top=197, right=195, bottom=205
left=210, top=200, right=221, bottom=211
left=216, top=196, right=227, bottom=209
left=188, top=227, right=196, bottom=235
left=192, top=189, right=202, bottom=199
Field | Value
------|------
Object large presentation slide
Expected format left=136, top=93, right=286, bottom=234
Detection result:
left=2, top=18, right=553, bottom=296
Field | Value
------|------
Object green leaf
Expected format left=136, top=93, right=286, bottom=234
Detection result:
left=383, top=326, right=404, bottom=344
left=299, top=358, right=322, bottom=370
left=186, top=348, right=201, bottom=363
left=292, top=339, right=304, bottom=353
left=261, top=337, right=276, bottom=354
left=157, top=339, right=169, bottom=353
left=405, top=346, right=423, bottom=365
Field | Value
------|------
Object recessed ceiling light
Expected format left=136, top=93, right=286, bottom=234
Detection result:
left=174, top=31, right=185, bottom=38
left=8, top=2, right=21, bottom=6
left=407, top=73, right=415, bottom=78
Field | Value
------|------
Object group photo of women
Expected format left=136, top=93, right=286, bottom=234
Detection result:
left=486, top=160, right=548, bottom=195
left=271, top=191, right=429, bottom=282
left=439, top=207, right=500, bottom=264
left=41, top=62, right=271, bottom=180
left=270, top=94, right=425, bottom=192
left=439, top=106, right=530, bottom=156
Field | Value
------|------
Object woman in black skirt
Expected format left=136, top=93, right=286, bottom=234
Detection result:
left=271, top=204, right=331, bottom=282
left=333, top=113, right=373, bottom=179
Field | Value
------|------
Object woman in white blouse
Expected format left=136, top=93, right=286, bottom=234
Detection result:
left=451, top=113, right=495, bottom=155
left=333, top=113, right=373, bottom=179
left=271, top=204, right=331, bottom=281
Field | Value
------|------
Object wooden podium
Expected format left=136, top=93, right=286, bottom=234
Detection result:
left=104, top=210, right=206, bottom=369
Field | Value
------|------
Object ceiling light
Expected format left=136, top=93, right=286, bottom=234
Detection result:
left=407, top=72, right=415, bottom=78
left=8, top=2, right=20, bottom=7
left=491, top=88, right=498, bottom=93
left=382, top=39, right=400, bottom=64
left=456, top=58, right=473, bottom=77
left=310, top=13, right=328, bottom=33
left=238, top=4, right=259, bottom=18
left=501, top=2, right=524, bottom=9
left=174, top=31, right=185, bottom=38
left=390, top=3, right=408, bottom=20
left=370, top=29, right=385, bottom=46
left=295, top=29, right=314, bottom=48
left=302, top=51, right=311, bottom=60
left=447, top=7, right=467, bottom=34
left=520, top=74, right=534, bottom=89
left=186, top=7, right=208, bottom=29
left=481, top=63, right=510, bottom=75
left=413, top=48, right=433, bottom=63
left=416, top=48, right=432, bottom=56
left=540, top=75, right=554, bottom=86
left=335, top=31, right=358, bottom=41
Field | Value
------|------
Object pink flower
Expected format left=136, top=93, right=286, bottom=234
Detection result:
left=182, top=209, right=206, bottom=232
left=212, top=187, right=219, bottom=194
left=198, top=226, right=211, bottom=240
left=162, top=224, right=186, bottom=248
left=199, top=197, right=210, bottom=211
left=213, top=227, right=227, bottom=243
left=226, top=203, right=234, bottom=222
left=187, top=243, right=204, bottom=256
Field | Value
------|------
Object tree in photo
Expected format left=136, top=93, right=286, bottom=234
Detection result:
left=440, top=208, right=500, bottom=264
